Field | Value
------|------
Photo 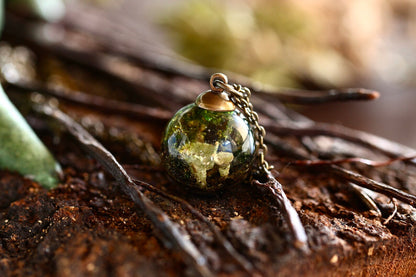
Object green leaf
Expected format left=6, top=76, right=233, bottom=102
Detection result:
left=0, top=85, right=61, bottom=188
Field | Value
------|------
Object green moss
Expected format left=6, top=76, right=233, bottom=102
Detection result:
left=161, top=104, right=255, bottom=192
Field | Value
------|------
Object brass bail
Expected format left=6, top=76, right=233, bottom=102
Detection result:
left=196, top=73, right=235, bottom=112
left=209, top=73, right=228, bottom=93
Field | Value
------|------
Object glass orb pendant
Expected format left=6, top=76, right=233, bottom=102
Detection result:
left=161, top=74, right=256, bottom=192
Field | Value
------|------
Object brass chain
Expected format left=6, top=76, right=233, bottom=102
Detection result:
left=210, top=73, right=272, bottom=174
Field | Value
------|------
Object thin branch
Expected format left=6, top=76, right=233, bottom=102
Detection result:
left=264, top=88, right=379, bottom=104
left=274, top=155, right=416, bottom=167
left=383, top=199, right=398, bottom=225
left=252, top=172, right=308, bottom=251
left=34, top=102, right=214, bottom=277
left=267, top=123, right=416, bottom=161
left=331, top=166, right=416, bottom=206
left=349, top=183, right=382, bottom=217
left=122, top=164, right=165, bottom=172
left=6, top=79, right=172, bottom=121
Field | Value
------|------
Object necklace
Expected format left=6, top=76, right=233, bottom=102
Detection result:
left=161, top=73, right=271, bottom=192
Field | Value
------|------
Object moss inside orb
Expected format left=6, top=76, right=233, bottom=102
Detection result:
left=161, top=103, right=255, bottom=192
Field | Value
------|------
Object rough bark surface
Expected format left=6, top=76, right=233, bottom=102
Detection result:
left=1, top=4, right=416, bottom=277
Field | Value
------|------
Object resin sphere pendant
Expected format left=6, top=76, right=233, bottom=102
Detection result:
left=161, top=87, right=256, bottom=192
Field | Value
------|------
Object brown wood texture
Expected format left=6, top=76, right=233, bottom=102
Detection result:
left=1, top=6, right=416, bottom=277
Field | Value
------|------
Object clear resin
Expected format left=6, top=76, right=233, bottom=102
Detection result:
left=161, top=103, right=255, bottom=192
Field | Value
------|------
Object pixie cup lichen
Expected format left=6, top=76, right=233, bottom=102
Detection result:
left=161, top=103, right=255, bottom=192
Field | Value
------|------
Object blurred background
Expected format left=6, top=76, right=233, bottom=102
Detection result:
left=8, top=0, right=416, bottom=147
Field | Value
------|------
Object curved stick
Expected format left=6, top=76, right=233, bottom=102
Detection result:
left=252, top=172, right=308, bottom=251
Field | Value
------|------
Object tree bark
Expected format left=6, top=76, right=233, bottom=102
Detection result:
left=1, top=6, right=416, bottom=277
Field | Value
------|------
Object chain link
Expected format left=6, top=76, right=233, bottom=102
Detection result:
left=212, top=77, right=272, bottom=174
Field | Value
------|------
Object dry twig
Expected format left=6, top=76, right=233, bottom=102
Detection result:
left=252, top=172, right=308, bottom=251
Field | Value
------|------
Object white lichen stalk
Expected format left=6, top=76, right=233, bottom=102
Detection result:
left=180, top=141, right=234, bottom=187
